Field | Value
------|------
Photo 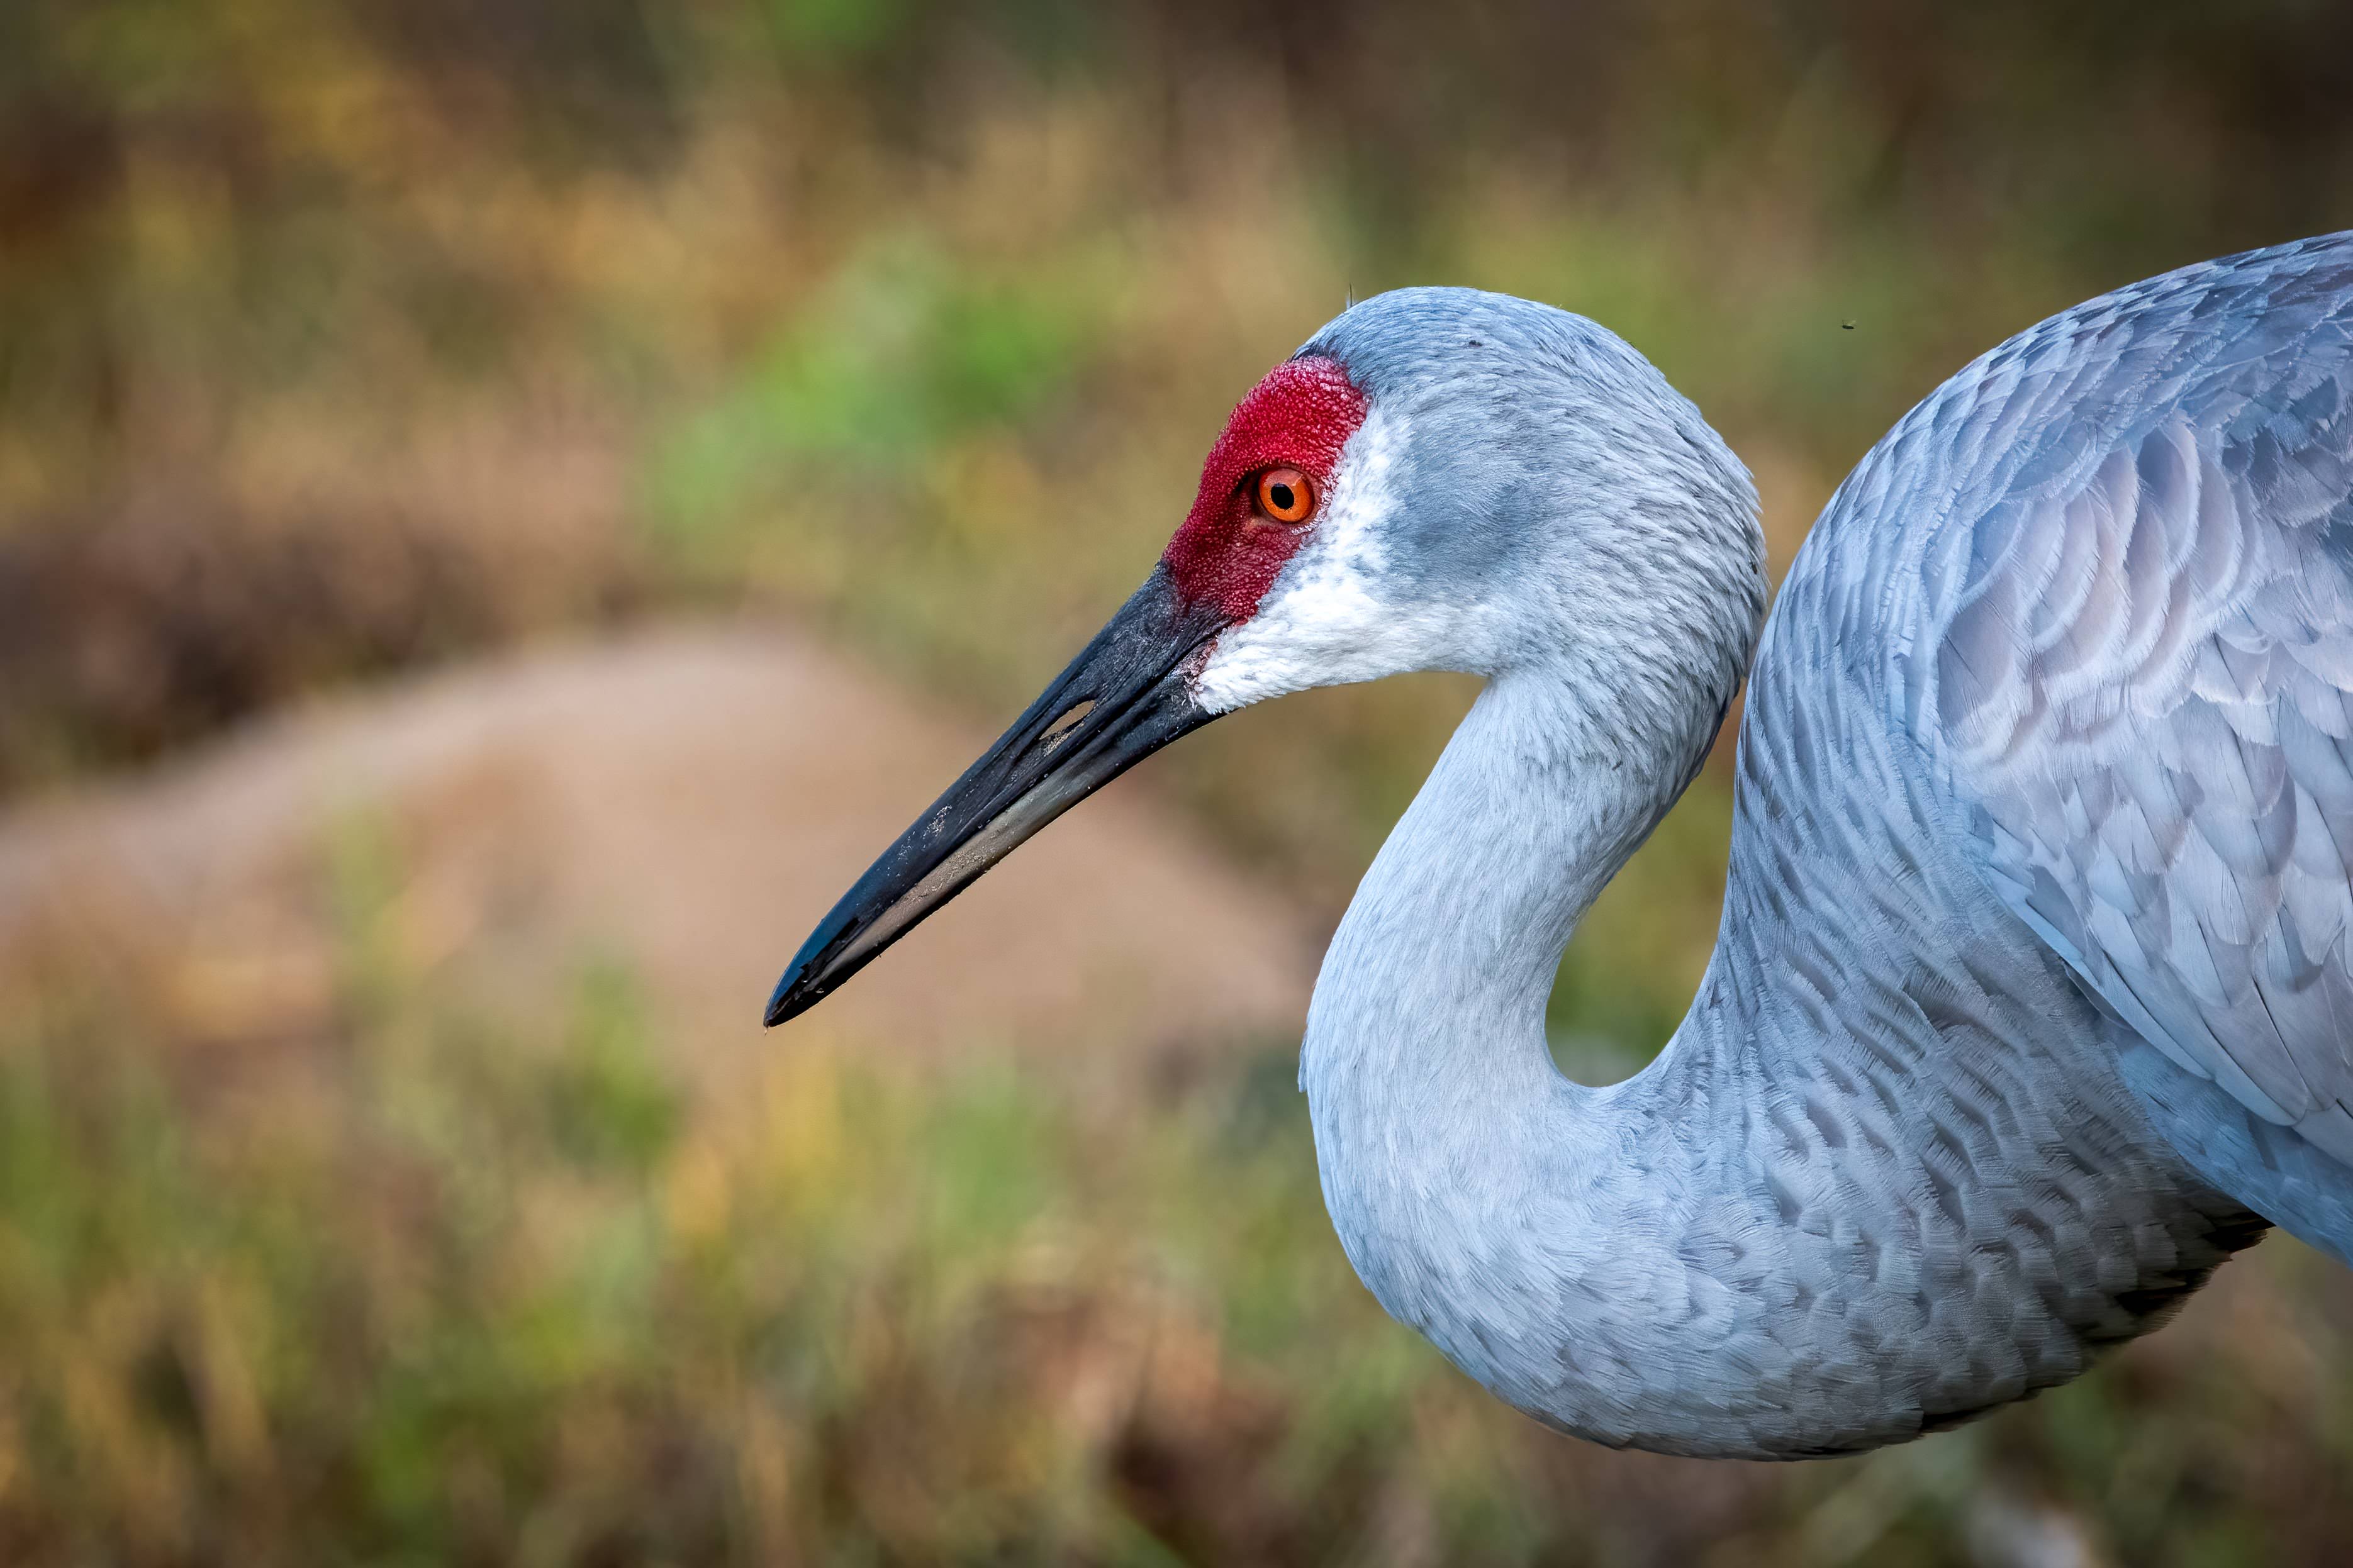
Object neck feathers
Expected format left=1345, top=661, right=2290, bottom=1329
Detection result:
left=1302, top=644, right=2262, bottom=1458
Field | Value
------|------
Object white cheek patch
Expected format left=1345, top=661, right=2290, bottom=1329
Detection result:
left=1191, top=404, right=1459, bottom=713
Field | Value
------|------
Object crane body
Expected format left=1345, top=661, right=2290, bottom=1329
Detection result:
left=768, top=233, right=2353, bottom=1458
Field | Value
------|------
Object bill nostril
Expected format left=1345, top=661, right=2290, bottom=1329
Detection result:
left=1040, top=698, right=1095, bottom=752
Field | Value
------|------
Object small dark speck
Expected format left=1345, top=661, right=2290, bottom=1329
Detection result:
left=1840, top=320, right=1857, bottom=331
left=1465, top=338, right=1482, bottom=348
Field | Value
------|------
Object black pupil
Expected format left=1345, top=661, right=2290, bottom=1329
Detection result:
left=1268, top=482, right=1295, bottom=512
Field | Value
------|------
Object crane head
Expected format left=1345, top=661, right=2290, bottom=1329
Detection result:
left=765, top=289, right=1762, bottom=1025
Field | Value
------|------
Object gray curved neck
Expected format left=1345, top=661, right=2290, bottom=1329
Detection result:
left=1298, top=659, right=2253, bottom=1458
left=1300, top=665, right=1735, bottom=1443
left=1301, top=666, right=1677, bottom=1111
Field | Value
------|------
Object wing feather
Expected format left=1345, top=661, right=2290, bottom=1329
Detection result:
left=1822, top=235, right=2353, bottom=1181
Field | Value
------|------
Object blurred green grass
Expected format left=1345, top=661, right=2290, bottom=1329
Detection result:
left=6, top=1, right=2353, bottom=1560
left=1, top=838, right=2349, bottom=1565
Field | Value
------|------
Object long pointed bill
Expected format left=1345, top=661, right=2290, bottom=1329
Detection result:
left=766, top=565, right=1228, bottom=1025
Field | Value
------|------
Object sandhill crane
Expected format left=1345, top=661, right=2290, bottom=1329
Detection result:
left=766, top=233, right=2353, bottom=1458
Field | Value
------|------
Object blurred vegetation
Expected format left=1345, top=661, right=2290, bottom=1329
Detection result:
left=9, top=0, right=2353, bottom=943
left=1, top=848, right=2348, bottom=1566
left=4, top=1, right=2353, bottom=1561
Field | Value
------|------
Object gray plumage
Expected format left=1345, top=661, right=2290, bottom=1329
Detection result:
left=769, top=233, right=2353, bottom=1460
left=1276, top=235, right=2352, bottom=1459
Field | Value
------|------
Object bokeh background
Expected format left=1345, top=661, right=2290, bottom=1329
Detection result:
left=3, top=2, right=2352, bottom=1562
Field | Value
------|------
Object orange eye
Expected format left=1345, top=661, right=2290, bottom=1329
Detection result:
left=1256, top=467, right=1316, bottom=524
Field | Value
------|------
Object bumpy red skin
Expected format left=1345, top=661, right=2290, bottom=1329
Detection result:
left=1161, top=355, right=1368, bottom=621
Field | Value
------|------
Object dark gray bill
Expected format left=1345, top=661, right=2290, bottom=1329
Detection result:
left=765, top=565, right=1228, bottom=1026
